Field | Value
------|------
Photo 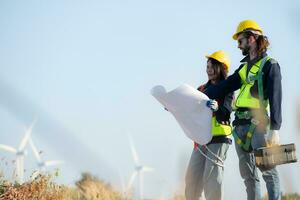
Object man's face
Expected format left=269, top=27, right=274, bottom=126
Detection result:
left=237, top=34, right=250, bottom=56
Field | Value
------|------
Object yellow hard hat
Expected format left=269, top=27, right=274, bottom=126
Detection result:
left=205, top=50, right=230, bottom=72
left=232, top=20, right=263, bottom=40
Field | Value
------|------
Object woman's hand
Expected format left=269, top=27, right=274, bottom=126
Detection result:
left=206, top=99, right=219, bottom=112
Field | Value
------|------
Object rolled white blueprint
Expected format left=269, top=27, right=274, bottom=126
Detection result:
left=151, top=84, right=212, bottom=145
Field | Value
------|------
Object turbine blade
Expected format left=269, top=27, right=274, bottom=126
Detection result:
left=19, top=118, right=37, bottom=151
left=31, top=170, right=41, bottom=181
left=142, top=166, right=154, bottom=172
left=128, top=135, right=139, bottom=165
left=0, top=144, right=17, bottom=153
left=45, top=160, right=64, bottom=166
left=29, top=138, right=42, bottom=162
left=127, top=171, right=137, bottom=190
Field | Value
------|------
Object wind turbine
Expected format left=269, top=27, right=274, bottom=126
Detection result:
left=127, top=136, right=154, bottom=200
left=29, top=137, right=64, bottom=179
left=0, top=80, right=116, bottom=182
left=0, top=119, right=36, bottom=183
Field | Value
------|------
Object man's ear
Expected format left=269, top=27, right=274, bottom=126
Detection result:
left=248, top=35, right=256, bottom=44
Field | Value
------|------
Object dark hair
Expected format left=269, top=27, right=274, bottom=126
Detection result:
left=207, top=58, right=228, bottom=81
left=243, top=31, right=270, bottom=56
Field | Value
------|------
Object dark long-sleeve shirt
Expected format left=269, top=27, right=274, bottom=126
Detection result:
left=195, top=82, right=233, bottom=145
left=199, top=82, right=233, bottom=124
left=205, top=53, right=282, bottom=130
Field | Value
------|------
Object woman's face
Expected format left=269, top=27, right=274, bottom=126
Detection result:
left=206, top=60, right=219, bottom=82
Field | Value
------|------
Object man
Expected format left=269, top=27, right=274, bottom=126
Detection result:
left=205, top=20, right=282, bottom=200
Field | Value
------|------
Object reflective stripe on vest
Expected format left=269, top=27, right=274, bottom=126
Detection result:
left=211, top=116, right=232, bottom=136
left=235, top=57, right=271, bottom=109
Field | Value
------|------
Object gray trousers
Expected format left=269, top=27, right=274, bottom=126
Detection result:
left=185, top=143, right=230, bottom=200
left=234, top=124, right=281, bottom=200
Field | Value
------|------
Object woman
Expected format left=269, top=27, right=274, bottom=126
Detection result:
left=185, top=50, right=233, bottom=200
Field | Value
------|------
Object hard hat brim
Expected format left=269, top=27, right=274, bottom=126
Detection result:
left=232, top=29, right=263, bottom=40
left=232, top=33, right=239, bottom=40
left=205, top=55, right=230, bottom=71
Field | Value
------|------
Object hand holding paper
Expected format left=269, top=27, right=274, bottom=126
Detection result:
left=151, top=84, right=212, bottom=145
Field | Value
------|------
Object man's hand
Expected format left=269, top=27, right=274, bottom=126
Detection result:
left=206, top=100, right=219, bottom=112
left=266, top=130, right=280, bottom=146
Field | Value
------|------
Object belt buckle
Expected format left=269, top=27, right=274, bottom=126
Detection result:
left=238, top=111, right=251, bottom=120
left=251, top=118, right=260, bottom=125
left=247, top=75, right=257, bottom=83
left=244, top=111, right=250, bottom=119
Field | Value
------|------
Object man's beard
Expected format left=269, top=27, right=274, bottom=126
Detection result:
left=242, top=45, right=250, bottom=56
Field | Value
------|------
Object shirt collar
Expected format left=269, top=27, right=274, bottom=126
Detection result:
left=240, top=52, right=268, bottom=64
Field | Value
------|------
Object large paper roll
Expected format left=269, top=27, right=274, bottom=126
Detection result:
left=151, top=84, right=212, bottom=145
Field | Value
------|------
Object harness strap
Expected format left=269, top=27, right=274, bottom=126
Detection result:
left=233, top=56, right=270, bottom=151
left=245, top=56, right=269, bottom=108
left=232, top=122, right=257, bottom=152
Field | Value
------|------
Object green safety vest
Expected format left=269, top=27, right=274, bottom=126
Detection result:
left=211, top=116, right=232, bottom=136
left=235, top=57, right=271, bottom=109
left=232, top=56, right=271, bottom=152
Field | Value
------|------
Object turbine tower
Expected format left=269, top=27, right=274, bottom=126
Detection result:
left=127, top=136, right=154, bottom=200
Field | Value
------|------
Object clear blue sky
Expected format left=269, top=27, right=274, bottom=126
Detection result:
left=0, top=0, right=299, bottom=199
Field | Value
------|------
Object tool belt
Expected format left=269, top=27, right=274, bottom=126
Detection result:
left=232, top=110, right=260, bottom=152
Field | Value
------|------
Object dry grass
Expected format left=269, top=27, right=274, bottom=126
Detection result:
left=169, top=194, right=185, bottom=200
left=0, top=174, right=66, bottom=200
left=74, top=172, right=127, bottom=200
left=0, top=172, right=128, bottom=200
left=1, top=170, right=300, bottom=200
left=263, top=193, right=300, bottom=200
